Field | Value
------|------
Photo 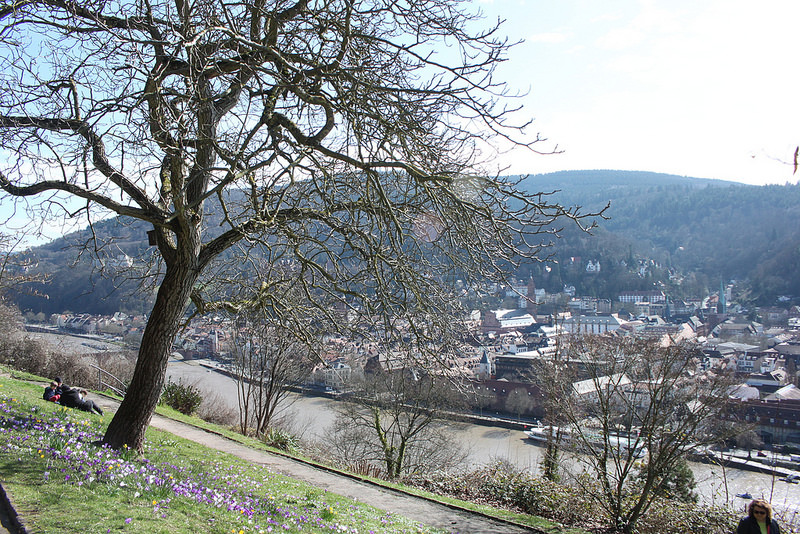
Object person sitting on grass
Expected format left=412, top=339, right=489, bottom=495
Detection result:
left=59, top=384, right=104, bottom=416
left=43, top=378, right=62, bottom=403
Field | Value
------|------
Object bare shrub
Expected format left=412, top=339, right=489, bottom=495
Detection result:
left=4, top=334, right=96, bottom=391
left=407, top=459, right=595, bottom=527
left=330, top=369, right=469, bottom=480
left=95, top=351, right=136, bottom=394
left=0, top=303, right=23, bottom=363
left=27, top=346, right=136, bottom=394
left=341, top=459, right=386, bottom=480
left=10, top=337, right=50, bottom=375
left=633, top=498, right=739, bottom=534
left=330, top=404, right=469, bottom=480
left=0, top=303, right=50, bottom=374
left=48, top=354, right=96, bottom=389
left=230, top=311, right=314, bottom=437
left=196, top=391, right=238, bottom=427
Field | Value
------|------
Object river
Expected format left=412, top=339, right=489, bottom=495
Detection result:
left=162, top=357, right=800, bottom=519
left=24, top=331, right=800, bottom=518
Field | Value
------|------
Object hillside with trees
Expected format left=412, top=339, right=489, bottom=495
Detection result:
left=8, top=169, right=800, bottom=315
left=518, top=170, right=800, bottom=304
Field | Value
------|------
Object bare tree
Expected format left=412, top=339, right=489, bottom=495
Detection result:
left=0, top=0, right=602, bottom=450
left=0, top=232, right=49, bottom=297
left=230, top=307, right=314, bottom=436
left=472, top=385, right=496, bottom=417
left=545, top=335, right=736, bottom=534
left=331, top=359, right=467, bottom=479
left=529, top=344, right=569, bottom=483
left=539, top=426, right=563, bottom=483
left=505, top=387, right=534, bottom=420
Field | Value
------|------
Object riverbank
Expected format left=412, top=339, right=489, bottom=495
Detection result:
left=190, top=356, right=800, bottom=483
left=690, top=448, right=800, bottom=479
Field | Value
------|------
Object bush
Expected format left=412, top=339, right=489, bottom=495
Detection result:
left=634, top=497, right=739, bottom=534
left=58, top=354, right=97, bottom=388
left=260, top=427, right=299, bottom=453
left=11, top=337, right=50, bottom=374
left=160, top=378, right=203, bottom=415
left=407, top=459, right=597, bottom=527
left=196, top=392, right=238, bottom=426
left=94, top=351, right=136, bottom=394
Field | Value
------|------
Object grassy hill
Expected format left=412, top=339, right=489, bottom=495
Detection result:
left=0, top=369, right=584, bottom=533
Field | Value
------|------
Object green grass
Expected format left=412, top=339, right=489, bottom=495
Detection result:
left=152, top=404, right=585, bottom=533
left=149, top=403, right=585, bottom=532
left=0, top=376, right=442, bottom=533
left=1, top=369, right=586, bottom=534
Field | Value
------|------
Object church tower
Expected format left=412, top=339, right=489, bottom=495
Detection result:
left=526, top=276, right=538, bottom=316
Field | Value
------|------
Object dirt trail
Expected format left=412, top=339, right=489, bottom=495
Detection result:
left=88, top=397, right=539, bottom=534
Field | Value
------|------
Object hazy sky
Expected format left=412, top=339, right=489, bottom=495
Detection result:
left=477, top=0, right=800, bottom=185
left=3, top=0, right=798, bottom=246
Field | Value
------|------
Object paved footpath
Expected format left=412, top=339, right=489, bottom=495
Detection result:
left=85, top=397, right=537, bottom=534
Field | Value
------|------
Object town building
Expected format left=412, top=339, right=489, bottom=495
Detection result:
left=562, top=314, right=626, bottom=335
left=482, top=309, right=536, bottom=332
left=736, top=398, right=800, bottom=445
left=617, top=290, right=666, bottom=304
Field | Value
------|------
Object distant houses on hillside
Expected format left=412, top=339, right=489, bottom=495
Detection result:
left=33, top=275, right=800, bottom=446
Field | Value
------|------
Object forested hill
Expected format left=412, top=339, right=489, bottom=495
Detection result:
left=517, top=170, right=800, bottom=303
left=10, top=170, right=800, bottom=315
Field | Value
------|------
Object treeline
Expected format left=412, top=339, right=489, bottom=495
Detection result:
left=9, top=170, right=800, bottom=315
left=518, top=171, right=800, bottom=303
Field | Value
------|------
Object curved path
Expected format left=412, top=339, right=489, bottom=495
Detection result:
left=146, top=412, right=536, bottom=533
left=3, top=394, right=541, bottom=534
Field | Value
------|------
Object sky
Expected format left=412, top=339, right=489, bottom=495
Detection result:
left=3, top=0, right=798, bottom=247
left=477, top=0, right=800, bottom=185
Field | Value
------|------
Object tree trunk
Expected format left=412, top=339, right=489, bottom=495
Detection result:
left=393, top=438, right=407, bottom=479
left=542, top=439, right=560, bottom=482
left=102, top=259, right=200, bottom=451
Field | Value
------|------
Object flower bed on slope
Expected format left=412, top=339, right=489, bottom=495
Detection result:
left=0, top=378, right=438, bottom=534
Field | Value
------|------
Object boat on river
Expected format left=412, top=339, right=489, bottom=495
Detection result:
left=524, top=425, right=646, bottom=458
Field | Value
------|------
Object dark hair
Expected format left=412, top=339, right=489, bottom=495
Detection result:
left=748, top=499, right=772, bottom=523
left=55, top=377, right=63, bottom=384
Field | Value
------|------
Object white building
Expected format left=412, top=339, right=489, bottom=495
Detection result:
left=563, top=314, right=626, bottom=335
left=572, top=373, right=631, bottom=403
left=318, top=361, right=352, bottom=390
left=483, top=309, right=536, bottom=331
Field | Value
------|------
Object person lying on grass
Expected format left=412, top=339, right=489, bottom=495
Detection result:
left=59, top=384, right=104, bottom=416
